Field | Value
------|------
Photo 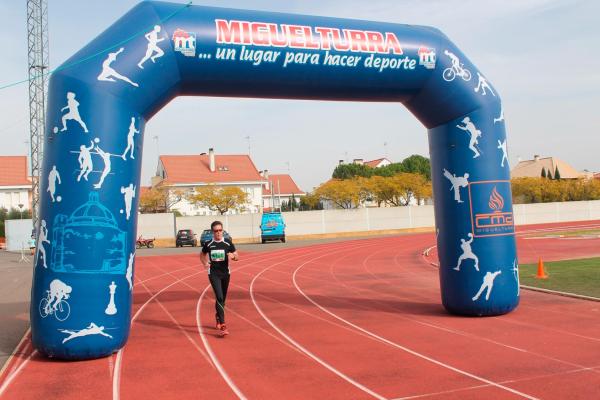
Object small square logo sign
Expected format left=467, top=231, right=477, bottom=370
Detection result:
left=469, top=180, right=515, bottom=238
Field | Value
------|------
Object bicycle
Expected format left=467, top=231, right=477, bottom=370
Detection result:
left=39, top=290, right=71, bottom=322
left=443, top=64, right=472, bottom=82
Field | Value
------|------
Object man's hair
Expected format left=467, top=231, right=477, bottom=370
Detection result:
left=211, top=221, right=223, bottom=231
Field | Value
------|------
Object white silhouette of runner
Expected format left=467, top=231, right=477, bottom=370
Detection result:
left=494, top=105, right=504, bottom=124
left=456, top=117, right=482, bottom=158
left=120, top=183, right=136, bottom=220
left=59, top=322, right=113, bottom=344
left=97, top=47, right=139, bottom=87
left=126, top=253, right=134, bottom=290
left=474, top=72, right=495, bottom=96
left=454, top=233, right=479, bottom=271
left=138, top=25, right=165, bottom=69
left=94, top=142, right=112, bottom=189
left=472, top=270, right=502, bottom=301
left=497, top=139, right=508, bottom=168
left=47, top=279, right=72, bottom=312
left=443, top=169, right=469, bottom=203
left=36, top=220, right=50, bottom=269
left=60, top=92, right=88, bottom=133
left=77, top=141, right=95, bottom=181
left=121, top=117, right=140, bottom=160
left=47, top=165, right=61, bottom=202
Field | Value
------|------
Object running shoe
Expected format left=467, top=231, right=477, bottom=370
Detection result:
left=219, top=323, right=229, bottom=337
left=215, top=313, right=222, bottom=329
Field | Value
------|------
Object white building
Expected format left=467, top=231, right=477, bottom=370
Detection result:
left=261, top=171, right=305, bottom=211
left=0, top=156, right=31, bottom=212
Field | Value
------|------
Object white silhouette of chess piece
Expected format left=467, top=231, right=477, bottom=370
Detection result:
left=77, top=141, right=95, bottom=181
left=474, top=72, right=495, bottom=96
left=97, top=47, right=139, bottom=87
left=93, top=140, right=112, bottom=189
left=60, top=92, right=89, bottom=133
left=126, top=253, right=134, bottom=290
left=454, top=233, right=479, bottom=271
left=494, top=105, right=504, bottom=124
left=443, top=169, right=469, bottom=203
left=36, top=220, right=50, bottom=269
left=472, top=270, right=502, bottom=301
left=497, top=139, right=508, bottom=168
left=105, top=281, right=118, bottom=315
left=120, top=183, right=136, bottom=220
left=60, top=322, right=113, bottom=344
left=138, top=25, right=165, bottom=69
left=47, top=165, right=61, bottom=202
left=121, top=118, right=140, bottom=160
left=456, top=117, right=482, bottom=158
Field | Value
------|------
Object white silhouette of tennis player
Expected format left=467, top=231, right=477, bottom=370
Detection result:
left=47, top=165, right=61, bottom=202
left=60, top=92, right=88, bottom=133
left=472, top=270, right=502, bottom=301
left=36, top=219, right=50, bottom=269
left=98, top=48, right=139, bottom=87
left=497, top=139, right=508, bottom=168
left=138, top=25, right=165, bottom=69
left=60, top=322, right=113, bottom=344
left=456, top=117, right=482, bottom=158
left=77, top=141, right=95, bottom=181
left=94, top=141, right=112, bottom=189
left=443, top=169, right=469, bottom=203
left=121, top=118, right=140, bottom=160
left=454, top=233, right=479, bottom=271
left=126, top=253, right=134, bottom=290
left=474, top=72, right=495, bottom=96
left=121, top=183, right=136, bottom=220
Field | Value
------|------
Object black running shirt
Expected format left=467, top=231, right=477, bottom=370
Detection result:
left=202, top=238, right=236, bottom=274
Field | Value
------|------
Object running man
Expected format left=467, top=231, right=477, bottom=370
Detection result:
left=47, top=165, right=61, bottom=202
left=456, top=117, right=482, bottom=158
left=97, top=47, right=139, bottom=87
left=200, top=220, right=239, bottom=337
left=474, top=72, right=495, bottom=96
left=472, top=270, right=502, bottom=301
left=454, top=233, right=479, bottom=271
left=121, top=117, right=140, bottom=160
left=77, top=141, right=94, bottom=181
left=138, top=25, right=165, bottom=69
left=60, top=92, right=89, bottom=133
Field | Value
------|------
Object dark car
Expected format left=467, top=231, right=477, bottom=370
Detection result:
left=200, top=229, right=231, bottom=246
left=176, top=229, right=198, bottom=247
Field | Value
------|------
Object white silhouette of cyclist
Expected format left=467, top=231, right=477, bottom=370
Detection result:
left=94, top=141, right=112, bottom=189
left=443, top=50, right=471, bottom=82
left=138, top=25, right=165, bottom=69
left=472, top=270, right=502, bottom=301
left=497, top=139, right=508, bottom=168
left=120, top=183, right=136, bottom=220
left=48, top=279, right=72, bottom=312
left=98, top=47, right=139, bottom=87
left=47, top=165, right=61, bottom=202
left=454, top=233, right=479, bottom=271
left=474, top=72, right=495, bottom=96
left=121, top=117, right=140, bottom=160
left=36, top=219, right=50, bottom=269
left=60, top=92, right=88, bottom=133
left=77, top=141, right=95, bottom=182
left=456, top=117, right=482, bottom=158
left=60, top=322, right=113, bottom=344
left=443, top=169, right=469, bottom=203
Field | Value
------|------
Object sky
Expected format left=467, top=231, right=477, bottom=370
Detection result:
left=0, top=0, right=598, bottom=192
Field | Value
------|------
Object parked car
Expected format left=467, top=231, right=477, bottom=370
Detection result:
left=200, top=229, right=231, bottom=246
left=176, top=229, right=198, bottom=247
left=260, top=212, right=286, bottom=243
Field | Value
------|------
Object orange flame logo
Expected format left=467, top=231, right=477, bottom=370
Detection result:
left=488, top=187, right=504, bottom=211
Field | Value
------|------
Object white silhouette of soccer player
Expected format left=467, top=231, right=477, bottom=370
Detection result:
left=472, top=270, right=502, bottom=301
left=454, top=233, right=479, bottom=271
left=497, top=139, right=508, bottom=168
left=474, top=72, right=495, bottom=96
left=138, top=25, right=165, bottom=69
left=60, top=92, right=88, bottom=133
left=47, top=165, right=61, bottom=202
left=494, top=105, right=504, bottom=124
left=94, top=142, right=112, bottom=189
left=443, top=169, right=469, bottom=203
left=59, top=322, right=113, bottom=344
left=77, top=141, right=95, bottom=181
left=456, top=117, right=482, bottom=158
left=47, top=279, right=72, bottom=313
left=120, top=183, right=136, bottom=220
left=36, top=220, right=50, bottom=269
left=126, top=253, right=134, bottom=290
left=97, top=47, right=139, bottom=87
left=121, top=118, right=140, bottom=160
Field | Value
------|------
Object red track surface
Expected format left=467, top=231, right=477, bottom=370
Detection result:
left=1, top=221, right=600, bottom=399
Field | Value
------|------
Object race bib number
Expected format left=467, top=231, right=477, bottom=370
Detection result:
left=210, top=249, right=226, bottom=262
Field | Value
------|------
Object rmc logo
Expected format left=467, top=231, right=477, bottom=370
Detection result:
left=469, top=181, right=515, bottom=238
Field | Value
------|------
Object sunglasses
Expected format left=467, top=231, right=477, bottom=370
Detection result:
left=213, top=229, right=223, bottom=233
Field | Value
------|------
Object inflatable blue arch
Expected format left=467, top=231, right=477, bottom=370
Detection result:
left=32, top=1, right=519, bottom=359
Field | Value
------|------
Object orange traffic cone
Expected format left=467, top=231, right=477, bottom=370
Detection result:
left=536, top=257, right=548, bottom=279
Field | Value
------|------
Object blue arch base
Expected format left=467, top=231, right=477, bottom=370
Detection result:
left=32, top=2, right=518, bottom=359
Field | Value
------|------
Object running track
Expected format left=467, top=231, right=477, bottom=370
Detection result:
left=1, top=222, right=600, bottom=399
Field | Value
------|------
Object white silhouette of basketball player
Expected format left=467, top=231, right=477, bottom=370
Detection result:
left=36, top=220, right=50, bottom=269
left=497, top=139, right=508, bottom=168
left=77, top=141, right=95, bottom=181
left=94, top=142, right=112, bottom=189
left=120, top=183, right=136, bottom=220
left=60, top=322, right=113, bottom=344
left=121, top=118, right=140, bottom=160
left=443, top=169, right=469, bottom=203
left=474, top=72, right=495, bottom=96
left=47, top=165, right=61, bottom=202
left=454, top=233, right=479, bottom=271
left=138, top=25, right=165, bottom=69
left=97, top=48, right=139, bottom=87
left=48, top=279, right=72, bottom=312
left=60, top=92, right=88, bottom=133
left=472, top=270, right=502, bottom=301
left=494, top=105, right=504, bottom=124
left=126, top=253, right=134, bottom=290
left=456, top=117, right=482, bottom=158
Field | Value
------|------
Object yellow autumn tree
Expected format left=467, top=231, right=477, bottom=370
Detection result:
left=315, top=179, right=366, bottom=209
left=388, top=173, right=432, bottom=206
left=139, top=186, right=184, bottom=213
left=188, top=185, right=250, bottom=215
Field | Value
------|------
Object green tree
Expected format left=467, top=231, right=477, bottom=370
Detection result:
left=188, top=185, right=250, bottom=215
left=399, top=154, right=431, bottom=180
left=541, top=168, right=547, bottom=178
left=555, top=167, right=561, bottom=180
left=332, top=163, right=373, bottom=179
left=299, top=193, right=323, bottom=211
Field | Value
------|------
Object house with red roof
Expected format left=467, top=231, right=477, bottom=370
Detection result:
left=0, top=156, right=32, bottom=212
left=261, top=171, right=305, bottom=211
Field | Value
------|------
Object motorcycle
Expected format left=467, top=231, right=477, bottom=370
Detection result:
left=136, top=236, right=155, bottom=249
